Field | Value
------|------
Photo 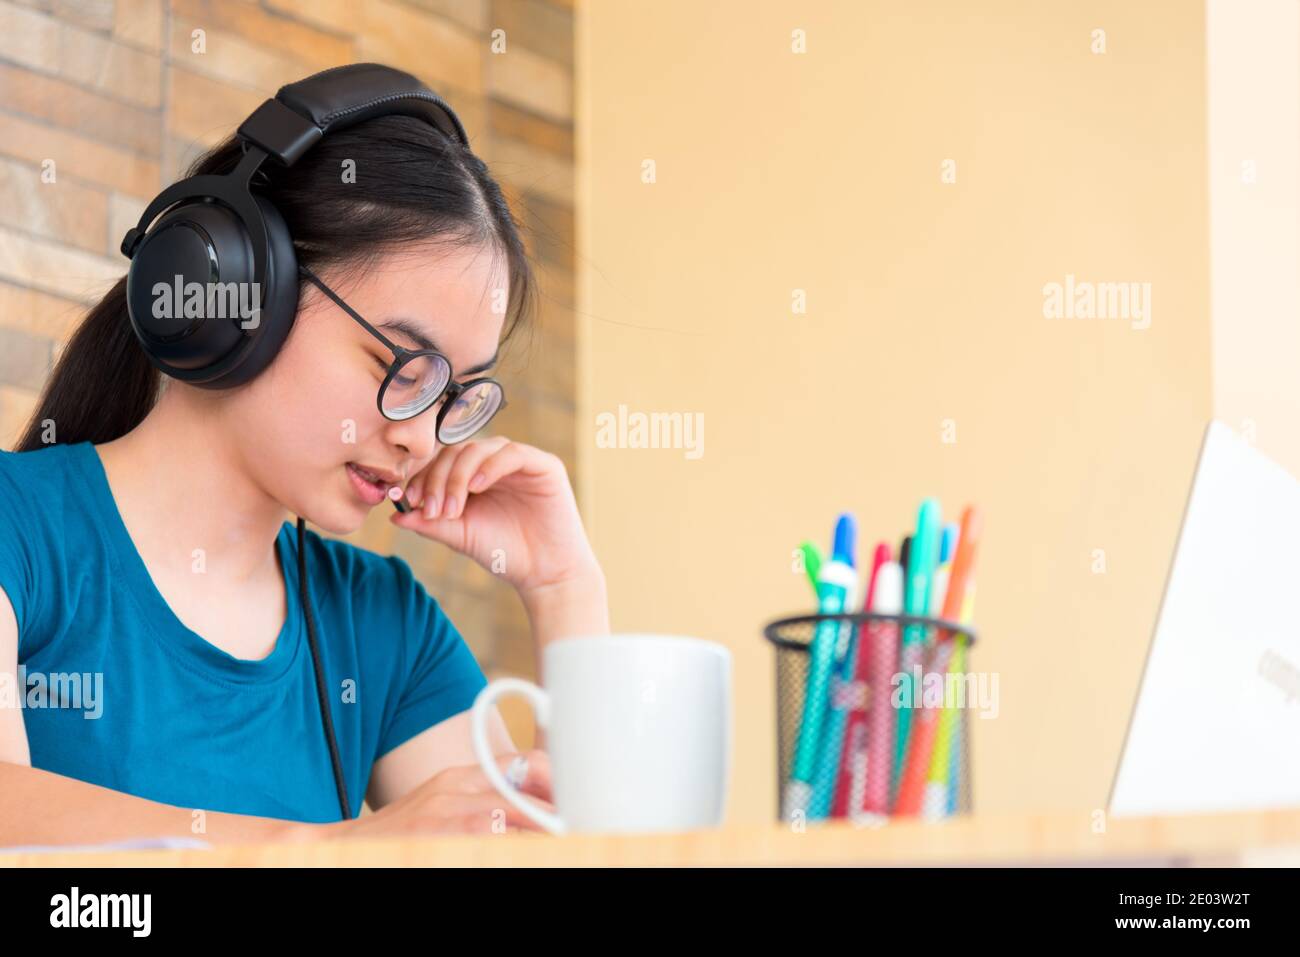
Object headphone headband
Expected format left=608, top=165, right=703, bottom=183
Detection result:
left=237, top=63, right=469, bottom=166
left=120, top=63, right=469, bottom=390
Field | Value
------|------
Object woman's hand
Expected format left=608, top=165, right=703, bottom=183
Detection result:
left=323, top=749, right=555, bottom=838
left=390, top=436, right=603, bottom=597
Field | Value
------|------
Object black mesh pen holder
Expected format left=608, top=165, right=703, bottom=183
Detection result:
left=762, top=611, right=978, bottom=825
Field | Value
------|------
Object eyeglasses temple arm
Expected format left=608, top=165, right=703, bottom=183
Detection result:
left=297, top=263, right=403, bottom=354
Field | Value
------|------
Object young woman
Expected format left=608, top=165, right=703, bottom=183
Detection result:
left=0, top=70, right=608, bottom=845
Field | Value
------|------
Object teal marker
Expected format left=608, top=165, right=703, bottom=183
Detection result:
left=892, top=498, right=940, bottom=802
left=808, top=515, right=857, bottom=819
left=783, top=521, right=857, bottom=821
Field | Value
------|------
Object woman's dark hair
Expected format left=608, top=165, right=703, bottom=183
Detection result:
left=16, top=116, right=535, bottom=452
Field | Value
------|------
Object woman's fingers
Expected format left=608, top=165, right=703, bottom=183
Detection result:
left=438, top=436, right=511, bottom=520
left=458, top=441, right=530, bottom=498
left=434, top=749, right=553, bottom=802
left=431, top=755, right=558, bottom=832
left=412, top=437, right=507, bottom=520
left=342, top=753, right=559, bottom=839
left=504, top=748, right=552, bottom=800
left=420, top=793, right=557, bottom=833
left=414, top=443, right=464, bottom=518
left=400, top=437, right=555, bottom=522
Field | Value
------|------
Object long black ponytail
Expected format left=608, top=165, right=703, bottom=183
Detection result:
left=16, top=115, right=535, bottom=452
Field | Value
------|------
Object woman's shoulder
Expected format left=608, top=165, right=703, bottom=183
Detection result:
left=0, top=439, right=86, bottom=479
left=0, top=441, right=89, bottom=516
left=0, top=442, right=93, bottom=637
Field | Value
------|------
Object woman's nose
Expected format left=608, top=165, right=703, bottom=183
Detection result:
left=386, top=414, right=440, bottom=464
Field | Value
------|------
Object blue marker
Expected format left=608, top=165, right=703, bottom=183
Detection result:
left=939, top=522, right=958, bottom=565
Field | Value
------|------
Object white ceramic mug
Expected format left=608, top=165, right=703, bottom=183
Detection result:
left=471, top=634, right=731, bottom=835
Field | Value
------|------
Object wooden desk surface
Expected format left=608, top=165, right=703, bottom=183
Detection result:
left=4, top=806, right=1300, bottom=866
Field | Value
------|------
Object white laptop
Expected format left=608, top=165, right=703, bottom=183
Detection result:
left=1109, top=420, right=1300, bottom=816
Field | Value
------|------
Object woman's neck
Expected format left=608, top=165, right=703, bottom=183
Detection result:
left=95, top=386, right=289, bottom=587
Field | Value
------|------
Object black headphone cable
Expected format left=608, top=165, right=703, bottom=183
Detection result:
left=296, top=517, right=352, bottom=821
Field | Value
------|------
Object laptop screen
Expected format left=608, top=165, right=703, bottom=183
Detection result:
left=1109, top=421, right=1300, bottom=816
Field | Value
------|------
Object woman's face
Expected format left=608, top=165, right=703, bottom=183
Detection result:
left=219, top=243, right=509, bottom=534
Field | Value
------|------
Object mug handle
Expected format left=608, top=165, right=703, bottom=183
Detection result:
left=471, top=678, right=566, bottom=835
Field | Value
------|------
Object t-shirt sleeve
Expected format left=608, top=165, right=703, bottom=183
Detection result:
left=0, top=455, right=37, bottom=639
left=375, top=557, right=488, bottom=760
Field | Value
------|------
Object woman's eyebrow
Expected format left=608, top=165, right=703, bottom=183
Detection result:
left=378, top=317, right=499, bottom=374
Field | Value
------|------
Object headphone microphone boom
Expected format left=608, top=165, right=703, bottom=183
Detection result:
left=120, top=64, right=471, bottom=822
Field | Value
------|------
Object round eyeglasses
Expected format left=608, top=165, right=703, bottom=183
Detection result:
left=299, top=264, right=507, bottom=442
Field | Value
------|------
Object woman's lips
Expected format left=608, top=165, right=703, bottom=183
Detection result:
left=346, top=462, right=391, bottom=506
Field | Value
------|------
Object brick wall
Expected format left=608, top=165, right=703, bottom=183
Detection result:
left=0, top=0, right=577, bottom=748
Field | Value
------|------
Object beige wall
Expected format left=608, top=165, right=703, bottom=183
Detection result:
left=1206, top=0, right=1300, bottom=475
left=577, top=0, right=1212, bottom=823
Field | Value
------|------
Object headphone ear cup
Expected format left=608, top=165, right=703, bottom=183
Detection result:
left=213, top=195, right=300, bottom=389
left=125, top=197, right=252, bottom=380
left=123, top=193, right=299, bottom=390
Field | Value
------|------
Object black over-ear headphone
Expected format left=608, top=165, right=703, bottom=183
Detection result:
left=121, top=62, right=468, bottom=388
left=121, top=64, right=471, bottom=821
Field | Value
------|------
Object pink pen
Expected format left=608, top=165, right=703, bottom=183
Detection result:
left=388, top=485, right=412, bottom=512
left=861, top=560, right=904, bottom=818
left=831, top=542, right=889, bottom=819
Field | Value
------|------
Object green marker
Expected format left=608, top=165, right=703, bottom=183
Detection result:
left=799, top=541, right=823, bottom=598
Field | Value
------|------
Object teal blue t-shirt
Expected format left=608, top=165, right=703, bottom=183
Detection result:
left=0, top=441, right=487, bottom=823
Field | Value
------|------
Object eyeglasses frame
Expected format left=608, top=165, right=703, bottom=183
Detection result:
left=297, top=263, right=507, bottom=442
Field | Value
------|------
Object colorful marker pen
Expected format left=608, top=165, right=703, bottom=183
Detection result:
left=832, top=542, right=890, bottom=819
left=783, top=518, right=857, bottom=821
left=896, top=507, right=980, bottom=815
left=929, top=581, right=977, bottom=820
left=861, top=559, right=903, bottom=820
left=390, top=485, right=412, bottom=512
left=807, top=515, right=858, bottom=819
left=799, top=540, right=824, bottom=598
left=893, top=498, right=940, bottom=801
